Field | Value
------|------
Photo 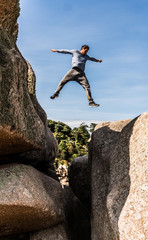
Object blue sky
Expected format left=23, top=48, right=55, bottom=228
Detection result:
left=17, top=0, right=148, bottom=127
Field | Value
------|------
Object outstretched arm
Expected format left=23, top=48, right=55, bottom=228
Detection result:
left=88, top=56, right=102, bottom=63
left=51, top=49, right=58, bottom=52
left=51, top=49, right=74, bottom=54
left=98, top=59, right=102, bottom=62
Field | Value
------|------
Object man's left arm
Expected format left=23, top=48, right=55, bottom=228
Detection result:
left=88, top=56, right=102, bottom=63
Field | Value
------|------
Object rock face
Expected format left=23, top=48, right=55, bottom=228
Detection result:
left=0, top=1, right=63, bottom=237
left=90, top=114, right=148, bottom=240
left=0, top=164, right=65, bottom=236
left=90, top=119, right=131, bottom=240
left=0, top=0, right=19, bottom=43
left=63, top=186, right=91, bottom=240
left=0, top=37, right=44, bottom=155
left=107, top=112, right=148, bottom=240
left=15, top=61, right=58, bottom=170
left=0, top=1, right=92, bottom=239
left=69, top=155, right=90, bottom=210
left=0, top=0, right=56, bottom=163
left=30, top=224, right=69, bottom=240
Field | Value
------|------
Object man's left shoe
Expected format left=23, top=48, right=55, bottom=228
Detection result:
left=89, top=102, right=100, bottom=107
left=50, top=93, right=59, bottom=99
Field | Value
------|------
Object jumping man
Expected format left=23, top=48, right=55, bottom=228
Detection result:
left=50, top=45, right=102, bottom=107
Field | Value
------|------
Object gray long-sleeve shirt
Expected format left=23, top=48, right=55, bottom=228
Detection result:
left=57, top=49, right=98, bottom=72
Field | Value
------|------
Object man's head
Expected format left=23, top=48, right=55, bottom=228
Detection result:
left=80, top=45, right=89, bottom=55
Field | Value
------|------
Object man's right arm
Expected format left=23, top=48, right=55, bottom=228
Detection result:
left=51, top=49, right=58, bottom=52
left=51, top=49, right=74, bottom=54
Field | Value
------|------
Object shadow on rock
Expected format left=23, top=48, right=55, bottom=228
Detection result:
left=89, top=119, right=132, bottom=240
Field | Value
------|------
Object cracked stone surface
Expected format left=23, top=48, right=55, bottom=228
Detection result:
left=0, top=164, right=65, bottom=236
left=90, top=114, right=148, bottom=240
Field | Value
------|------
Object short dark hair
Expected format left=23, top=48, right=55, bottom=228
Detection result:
left=81, top=45, right=89, bottom=50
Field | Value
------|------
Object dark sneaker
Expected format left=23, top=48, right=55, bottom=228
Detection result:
left=89, top=102, right=100, bottom=107
left=50, top=93, right=59, bottom=99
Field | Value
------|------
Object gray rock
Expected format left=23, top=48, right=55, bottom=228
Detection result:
left=90, top=113, right=148, bottom=240
left=90, top=119, right=131, bottom=240
left=63, top=186, right=91, bottom=240
left=0, top=38, right=45, bottom=155
left=0, top=164, right=65, bottom=237
left=107, top=112, right=148, bottom=240
left=30, top=224, right=69, bottom=240
left=69, top=155, right=90, bottom=210
left=0, top=0, right=57, bottom=169
left=0, top=0, right=19, bottom=43
left=0, top=233, right=29, bottom=240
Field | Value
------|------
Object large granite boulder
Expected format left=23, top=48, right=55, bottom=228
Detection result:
left=63, top=186, right=91, bottom=240
left=0, top=33, right=45, bottom=155
left=30, top=186, right=91, bottom=240
left=90, top=113, right=148, bottom=240
left=1, top=1, right=90, bottom=240
left=69, top=155, right=90, bottom=210
left=0, top=0, right=19, bottom=43
left=30, top=224, right=69, bottom=240
left=15, top=61, right=58, bottom=170
left=0, top=164, right=65, bottom=237
left=107, top=112, right=148, bottom=240
left=89, top=119, right=131, bottom=240
left=0, top=0, right=57, bottom=167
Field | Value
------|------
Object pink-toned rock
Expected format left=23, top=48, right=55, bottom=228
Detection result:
left=90, top=119, right=130, bottom=240
left=0, top=43, right=46, bottom=155
left=90, top=113, right=148, bottom=240
left=0, top=164, right=65, bottom=237
left=94, top=119, right=131, bottom=132
left=0, top=0, right=45, bottom=154
left=0, top=0, right=19, bottom=43
left=0, top=0, right=57, bottom=165
left=16, top=61, right=58, bottom=169
left=107, top=112, right=148, bottom=240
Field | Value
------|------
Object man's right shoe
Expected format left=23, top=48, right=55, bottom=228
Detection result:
left=50, top=93, right=59, bottom=99
left=89, top=102, right=100, bottom=107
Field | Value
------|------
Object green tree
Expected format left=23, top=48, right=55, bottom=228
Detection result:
left=48, top=120, right=90, bottom=166
left=89, top=123, right=97, bottom=133
left=71, top=123, right=90, bottom=145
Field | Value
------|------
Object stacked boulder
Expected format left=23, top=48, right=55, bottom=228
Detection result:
left=69, top=115, right=148, bottom=240
left=69, top=155, right=90, bottom=210
left=0, top=164, right=66, bottom=237
left=0, top=1, right=147, bottom=239
left=89, top=119, right=131, bottom=239
left=0, top=1, right=66, bottom=239
left=90, top=114, right=148, bottom=240
left=0, top=0, right=57, bottom=168
left=0, top=1, right=91, bottom=239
